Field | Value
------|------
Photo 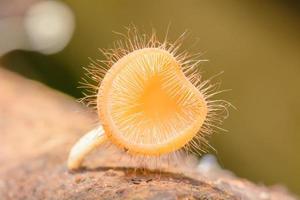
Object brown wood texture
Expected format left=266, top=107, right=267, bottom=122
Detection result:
left=0, top=68, right=297, bottom=200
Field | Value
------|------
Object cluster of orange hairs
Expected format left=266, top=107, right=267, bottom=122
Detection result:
left=77, top=26, right=231, bottom=167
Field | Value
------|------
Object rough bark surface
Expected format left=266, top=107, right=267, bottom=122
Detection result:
left=0, top=68, right=297, bottom=200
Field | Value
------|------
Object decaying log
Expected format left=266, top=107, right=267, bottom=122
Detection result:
left=0, top=68, right=297, bottom=200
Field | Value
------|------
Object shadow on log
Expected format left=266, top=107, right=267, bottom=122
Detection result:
left=0, top=68, right=297, bottom=200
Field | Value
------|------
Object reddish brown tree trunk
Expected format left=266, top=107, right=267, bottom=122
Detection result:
left=0, top=68, right=297, bottom=200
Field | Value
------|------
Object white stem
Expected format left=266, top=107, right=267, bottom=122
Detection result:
left=67, top=126, right=107, bottom=170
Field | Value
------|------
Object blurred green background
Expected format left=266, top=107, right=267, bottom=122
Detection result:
left=1, top=0, right=299, bottom=195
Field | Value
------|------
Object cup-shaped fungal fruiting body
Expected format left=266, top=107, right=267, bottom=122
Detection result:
left=98, top=47, right=208, bottom=156
left=70, top=27, right=230, bottom=170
